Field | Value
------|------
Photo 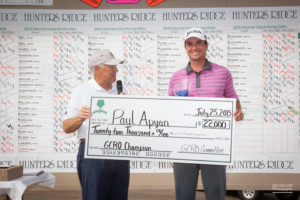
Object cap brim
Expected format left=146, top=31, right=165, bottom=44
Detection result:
left=104, top=58, right=124, bottom=65
left=185, top=33, right=206, bottom=42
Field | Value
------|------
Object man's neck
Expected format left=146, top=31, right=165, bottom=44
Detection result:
left=190, top=59, right=206, bottom=73
left=94, top=77, right=112, bottom=91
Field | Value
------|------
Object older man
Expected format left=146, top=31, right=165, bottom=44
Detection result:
left=62, top=49, right=129, bottom=200
left=168, top=28, right=244, bottom=200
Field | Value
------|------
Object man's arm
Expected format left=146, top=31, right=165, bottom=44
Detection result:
left=233, top=100, right=243, bottom=121
left=62, top=106, right=92, bottom=133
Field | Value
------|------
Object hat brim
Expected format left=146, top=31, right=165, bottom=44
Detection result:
left=184, top=33, right=206, bottom=42
left=103, top=58, right=124, bottom=66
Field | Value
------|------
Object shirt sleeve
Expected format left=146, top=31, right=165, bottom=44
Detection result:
left=224, top=69, right=239, bottom=100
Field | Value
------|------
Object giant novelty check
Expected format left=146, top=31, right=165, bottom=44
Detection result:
left=85, top=96, right=236, bottom=165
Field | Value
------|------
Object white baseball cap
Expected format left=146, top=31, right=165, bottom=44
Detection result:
left=88, top=49, right=124, bottom=68
left=183, top=27, right=207, bottom=42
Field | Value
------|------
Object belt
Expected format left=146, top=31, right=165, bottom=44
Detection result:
left=80, top=138, right=86, bottom=142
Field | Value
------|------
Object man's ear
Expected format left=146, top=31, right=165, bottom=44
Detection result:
left=94, top=65, right=100, bottom=71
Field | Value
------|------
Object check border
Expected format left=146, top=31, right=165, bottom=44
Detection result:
left=85, top=96, right=235, bottom=165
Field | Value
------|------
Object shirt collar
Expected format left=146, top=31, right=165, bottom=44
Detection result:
left=91, top=79, right=104, bottom=91
left=90, top=79, right=117, bottom=93
left=186, top=59, right=212, bottom=74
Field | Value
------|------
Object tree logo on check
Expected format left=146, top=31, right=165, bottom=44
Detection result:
left=93, top=100, right=107, bottom=114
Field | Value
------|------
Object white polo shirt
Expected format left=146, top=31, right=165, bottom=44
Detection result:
left=64, top=79, right=118, bottom=139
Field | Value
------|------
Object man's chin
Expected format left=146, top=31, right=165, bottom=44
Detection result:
left=190, top=57, right=202, bottom=62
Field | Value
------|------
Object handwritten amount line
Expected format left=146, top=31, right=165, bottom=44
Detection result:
left=90, top=133, right=213, bottom=140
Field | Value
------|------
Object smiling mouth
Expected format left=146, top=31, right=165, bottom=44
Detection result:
left=191, top=51, right=200, bottom=56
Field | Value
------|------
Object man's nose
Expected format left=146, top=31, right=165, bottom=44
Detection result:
left=191, top=44, right=197, bottom=49
left=114, top=66, right=118, bottom=72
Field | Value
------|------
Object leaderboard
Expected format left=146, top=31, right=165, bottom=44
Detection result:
left=0, top=7, right=299, bottom=172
